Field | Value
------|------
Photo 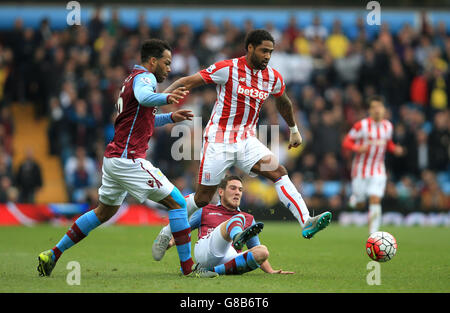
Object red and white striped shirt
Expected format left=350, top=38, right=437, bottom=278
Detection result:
left=343, top=117, right=397, bottom=179
left=198, top=56, right=285, bottom=144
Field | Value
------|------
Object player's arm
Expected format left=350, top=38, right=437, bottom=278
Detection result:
left=386, top=140, right=404, bottom=156
left=134, top=73, right=188, bottom=106
left=342, top=122, right=368, bottom=154
left=274, top=91, right=302, bottom=150
left=163, top=73, right=206, bottom=93
left=259, top=259, right=295, bottom=275
left=342, top=134, right=368, bottom=154
left=154, top=110, right=194, bottom=127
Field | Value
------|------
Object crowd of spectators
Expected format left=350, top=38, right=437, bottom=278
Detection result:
left=0, top=8, right=448, bottom=214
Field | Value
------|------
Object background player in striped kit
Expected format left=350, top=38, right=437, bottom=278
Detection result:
left=161, top=176, right=295, bottom=275
left=37, top=39, right=217, bottom=278
left=342, top=95, right=404, bottom=234
left=152, top=29, right=332, bottom=257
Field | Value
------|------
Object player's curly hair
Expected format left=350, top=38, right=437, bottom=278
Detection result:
left=141, top=39, right=171, bottom=63
left=244, top=29, right=274, bottom=51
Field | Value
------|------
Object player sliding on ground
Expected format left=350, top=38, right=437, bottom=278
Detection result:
left=342, top=95, right=404, bottom=234
left=153, top=29, right=331, bottom=250
left=37, top=39, right=217, bottom=278
left=158, top=176, right=295, bottom=275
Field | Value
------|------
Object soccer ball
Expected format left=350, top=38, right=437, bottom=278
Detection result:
left=366, top=231, right=397, bottom=262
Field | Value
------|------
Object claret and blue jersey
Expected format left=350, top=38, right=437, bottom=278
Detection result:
left=104, top=64, right=174, bottom=160
left=188, top=204, right=261, bottom=250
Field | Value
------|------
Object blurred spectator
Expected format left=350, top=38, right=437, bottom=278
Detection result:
left=326, top=19, right=349, bottom=59
left=304, top=15, right=328, bottom=40
left=15, top=148, right=42, bottom=203
left=428, top=111, right=449, bottom=172
left=64, top=146, right=98, bottom=203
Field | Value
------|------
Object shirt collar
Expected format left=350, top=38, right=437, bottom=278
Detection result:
left=133, top=64, right=148, bottom=72
left=239, top=55, right=260, bottom=74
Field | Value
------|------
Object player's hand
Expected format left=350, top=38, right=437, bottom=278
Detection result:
left=288, top=131, right=302, bottom=150
left=167, top=237, right=175, bottom=249
left=167, top=87, right=189, bottom=105
left=356, top=145, right=369, bottom=154
left=393, top=146, right=405, bottom=156
left=171, top=109, right=194, bottom=123
left=270, top=269, right=295, bottom=274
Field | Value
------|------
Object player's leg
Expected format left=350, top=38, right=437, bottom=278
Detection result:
left=153, top=141, right=231, bottom=258
left=250, top=153, right=331, bottom=238
left=37, top=201, right=121, bottom=277
left=211, top=245, right=268, bottom=275
left=157, top=189, right=196, bottom=275
left=137, top=159, right=215, bottom=277
left=367, top=176, right=386, bottom=234
left=153, top=183, right=219, bottom=260
left=197, top=221, right=265, bottom=275
left=37, top=158, right=126, bottom=277
left=368, top=195, right=382, bottom=234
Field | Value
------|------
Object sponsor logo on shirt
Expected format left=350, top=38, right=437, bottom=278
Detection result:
left=237, top=84, right=269, bottom=100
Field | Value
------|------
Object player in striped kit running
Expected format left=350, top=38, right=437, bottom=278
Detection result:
left=152, top=30, right=331, bottom=260
left=342, top=96, right=404, bottom=234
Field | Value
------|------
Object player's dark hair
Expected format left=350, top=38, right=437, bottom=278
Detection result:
left=366, top=95, right=385, bottom=109
left=218, top=175, right=243, bottom=190
left=244, top=29, right=274, bottom=51
left=141, top=39, right=171, bottom=63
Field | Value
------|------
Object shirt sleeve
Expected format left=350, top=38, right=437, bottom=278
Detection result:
left=188, top=208, right=202, bottom=231
left=133, top=72, right=170, bottom=107
left=271, top=69, right=286, bottom=98
left=245, top=219, right=261, bottom=249
left=154, top=113, right=174, bottom=127
left=198, top=60, right=231, bottom=85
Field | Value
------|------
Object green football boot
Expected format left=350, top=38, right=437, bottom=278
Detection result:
left=37, top=250, right=56, bottom=277
left=302, top=212, right=332, bottom=239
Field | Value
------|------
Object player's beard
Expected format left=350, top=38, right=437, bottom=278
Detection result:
left=250, top=53, right=268, bottom=70
left=154, top=65, right=166, bottom=83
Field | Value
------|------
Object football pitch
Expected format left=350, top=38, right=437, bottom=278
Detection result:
left=1, top=222, right=449, bottom=293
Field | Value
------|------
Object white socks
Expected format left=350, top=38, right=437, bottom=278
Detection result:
left=161, top=193, right=199, bottom=237
left=369, top=203, right=382, bottom=234
left=274, top=175, right=310, bottom=228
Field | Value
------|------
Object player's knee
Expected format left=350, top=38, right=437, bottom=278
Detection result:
left=95, top=203, right=120, bottom=223
left=369, top=196, right=381, bottom=204
left=194, top=192, right=213, bottom=208
left=269, top=165, right=288, bottom=182
left=252, top=245, right=269, bottom=263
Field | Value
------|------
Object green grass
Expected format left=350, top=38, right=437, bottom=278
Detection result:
left=0, top=222, right=449, bottom=293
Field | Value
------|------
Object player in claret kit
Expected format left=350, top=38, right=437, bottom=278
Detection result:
left=153, top=29, right=332, bottom=259
left=342, top=95, right=404, bottom=234
left=161, top=176, right=295, bottom=275
left=37, top=39, right=217, bottom=278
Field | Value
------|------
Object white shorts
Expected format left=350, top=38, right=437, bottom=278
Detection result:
left=198, top=136, right=273, bottom=186
left=194, top=225, right=242, bottom=269
left=351, top=176, right=387, bottom=203
left=98, top=157, right=174, bottom=206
